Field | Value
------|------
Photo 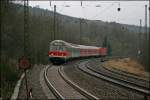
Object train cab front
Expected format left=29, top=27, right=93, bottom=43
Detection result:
left=48, top=40, right=71, bottom=64
left=48, top=50, right=68, bottom=64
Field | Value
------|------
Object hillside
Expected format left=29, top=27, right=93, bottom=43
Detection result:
left=1, top=2, right=149, bottom=68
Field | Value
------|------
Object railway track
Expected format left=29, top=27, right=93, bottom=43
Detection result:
left=102, top=57, right=149, bottom=82
left=87, top=60, right=150, bottom=90
left=44, top=65, right=98, bottom=99
left=78, top=60, right=150, bottom=99
left=104, top=65, right=149, bottom=82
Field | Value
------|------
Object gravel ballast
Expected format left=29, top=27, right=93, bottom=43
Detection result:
left=63, top=59, right=144, bottom=99
left=18, top=64, right=49, bottom=99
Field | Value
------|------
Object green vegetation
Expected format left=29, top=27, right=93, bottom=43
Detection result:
left=0, top=56, right=21, bottom=98
left=102, top=36, right=112, bottom=56
left=0, top=1, right=149, bottom=98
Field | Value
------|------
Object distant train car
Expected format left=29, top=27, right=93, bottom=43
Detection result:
left=99, top=48, right=108, bottom=57
left=48, top=40, right=108, bottom=64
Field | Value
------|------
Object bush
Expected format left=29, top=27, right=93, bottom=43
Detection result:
left=0, top=58, right=21, bottom=98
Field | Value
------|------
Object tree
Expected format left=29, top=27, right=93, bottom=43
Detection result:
left=102, top=36, right=112, bottom=56
left=102, top=36, right=108, bottom=47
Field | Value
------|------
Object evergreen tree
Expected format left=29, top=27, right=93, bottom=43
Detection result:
left=102, top=36, right=108, bottom=47
left=102, top=36, right=112, bottom=56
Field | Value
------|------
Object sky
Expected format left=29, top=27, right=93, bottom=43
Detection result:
left=28, top=1, right=149, bottom=26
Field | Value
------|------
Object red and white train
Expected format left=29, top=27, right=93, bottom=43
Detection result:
left=48, top=40, right=108, bottom=64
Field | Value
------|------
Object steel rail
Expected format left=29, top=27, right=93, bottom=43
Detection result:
left=87, top=60, right=150, bottom=90
left=77, top=61, right=150, bottom=99
left=58, top=66, right=99, bottom=100
left=102, top=64, right=150, bottom=82
left=87, top=64, right=150, bottom=93
left=44, top=65, right=65, bottom=99
left=101, top=64, right=150, bottom=85
left=102, top=57, right=149, bottom=82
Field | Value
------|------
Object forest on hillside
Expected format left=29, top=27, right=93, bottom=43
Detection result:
left=1, top=2, right=149, bottom=69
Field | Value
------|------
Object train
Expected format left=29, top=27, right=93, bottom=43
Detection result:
left=48, top=40, right=108, bottom=64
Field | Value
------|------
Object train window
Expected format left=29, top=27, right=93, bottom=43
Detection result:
left=50, top=45, right=66, bottom=51
left=50, top=46, right=56, bottom=50
left=59, top=46, right=66, bottom=51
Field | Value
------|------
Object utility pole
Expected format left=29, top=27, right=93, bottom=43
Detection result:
left=57, top=12, right=59, bottom=40
left=24, top=0, right=29, bottom=57
left=54, top=5, right=56, bottom=40
left=79, top=18, right=82, bottom=44
left=50, top=1, right=51, bottom=6
left=148, top=1, right=150, bottom=70
left=145, top=5, right=147, bottom=40
left=49, top=1, right=51, bottom=41
left=143, top=4, right=149, bottom=76
left=137, top=19, right=142, bottom=59
left=79, top=18, right=88, bottom=44
left=148, top=2, right=150, bottom=70
left=57, top=15, right=61, bottom=39
left=139, top=19, right=142, bottom=36
left=149, top=1, right=150, bottom=40
left=24, top=0, right=29, bottom=99
left=139, top=19, right=142, bottom=46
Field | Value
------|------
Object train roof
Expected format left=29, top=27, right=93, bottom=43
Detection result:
left=50, top=40, right=100, bottom=49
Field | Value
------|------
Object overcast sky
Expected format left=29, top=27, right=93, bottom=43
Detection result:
left=28, top=1, right=149, bottom=26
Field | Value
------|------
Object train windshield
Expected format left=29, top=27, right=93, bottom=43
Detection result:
left=50, top=45, right=66, bottom=51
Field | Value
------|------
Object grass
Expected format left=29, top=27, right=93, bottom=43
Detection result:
left=104, top=58, right=150, bottom=80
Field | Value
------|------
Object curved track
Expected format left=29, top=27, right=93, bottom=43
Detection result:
left=87, top=60, right=150, bottom=90
left=44, top=64, right=98, bottom=99
left=89, top=59, right=150, bottom=90
left=77, top=60, right=150, bottom=99
left=104, top=64, right=150, bottom=82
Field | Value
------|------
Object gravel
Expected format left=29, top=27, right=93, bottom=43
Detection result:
left=46, top=65, right=86, bottom=99
left=63, top=59, right=144, bottom=99
left=18, top=64, right=49, bottom=99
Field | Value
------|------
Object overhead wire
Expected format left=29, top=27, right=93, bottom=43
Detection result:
left=90, top=2, right=115, bottom=19
left=48, top=1, right=147, bottom=8
left=48, top=1, right=148, bottom=22
left=58, top=1, right=66, bottom=13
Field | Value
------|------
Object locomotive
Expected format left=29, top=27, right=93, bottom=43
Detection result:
left=48, top=40, right=108, bottom=64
